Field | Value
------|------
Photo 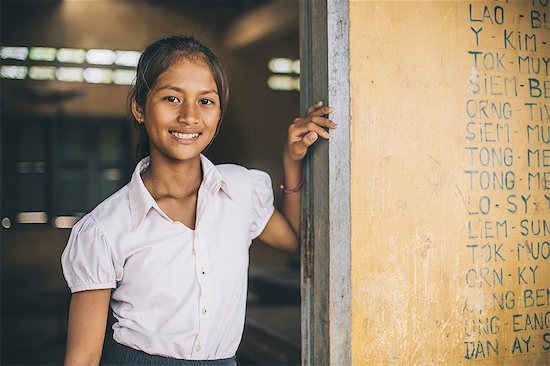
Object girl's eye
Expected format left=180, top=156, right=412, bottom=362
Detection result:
left=199, top=99, right=214, bottom=105
left=164, top=96, right=179, bottom=103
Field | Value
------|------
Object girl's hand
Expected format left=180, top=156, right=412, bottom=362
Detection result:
left=284, top=101, right=337, bottom=162
left=265, top=102, right=335, bottom=251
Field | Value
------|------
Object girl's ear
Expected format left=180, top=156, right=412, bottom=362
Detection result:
left=131, top=98, right=144, bottom=123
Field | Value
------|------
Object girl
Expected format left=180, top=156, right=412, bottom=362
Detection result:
left=61, top=35, right=335, bottom=366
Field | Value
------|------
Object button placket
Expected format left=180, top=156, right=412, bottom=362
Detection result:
left=192, top=228, right=211, bottom=357
left=194, top=233, right=208, bottom=286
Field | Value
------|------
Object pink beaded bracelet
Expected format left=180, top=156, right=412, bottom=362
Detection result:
left=279, top=170, right=305, bottom=193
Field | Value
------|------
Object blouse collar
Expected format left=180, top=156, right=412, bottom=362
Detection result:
left=128, top=154, right=231, bottom=231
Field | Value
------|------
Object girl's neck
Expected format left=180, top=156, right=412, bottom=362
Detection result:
left=141, top=153, right=202, bottom=200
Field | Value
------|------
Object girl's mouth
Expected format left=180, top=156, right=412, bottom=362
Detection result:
left=170, top=131, right=201, bottom=141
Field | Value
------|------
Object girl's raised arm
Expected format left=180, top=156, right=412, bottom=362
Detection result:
left=64, top=289, right=111, bottom=366
left=258, top=101, right=336, bottom=253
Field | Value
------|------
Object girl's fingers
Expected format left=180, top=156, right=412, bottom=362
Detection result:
left=287, top=103, right=336, bottom=160
left=308, top=106, right=333, bottom=118
left=301, top=132, right=318, bottom=147
left=311, top=116, right=337, bottom=128
left=291, top=122, right=330, bottom=140
left=295, top=116, right=336, bottom=130
left=306, top=101, right=324, bottom=115
left=291, top=132, right=318, bottom=157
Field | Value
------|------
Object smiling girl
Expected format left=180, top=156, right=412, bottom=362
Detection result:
left=61, top=35, right=335, bottom=366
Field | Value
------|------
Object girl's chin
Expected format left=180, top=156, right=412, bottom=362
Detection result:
left=148, top=136, right=213, bottom=161
left=150, top=147, right=204, bottom=162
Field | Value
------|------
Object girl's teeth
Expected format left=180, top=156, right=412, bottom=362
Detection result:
left=172, top=132, right=199, bottom=139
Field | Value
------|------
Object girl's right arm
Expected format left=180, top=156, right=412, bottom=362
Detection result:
left=64, top=289, right=111, bottom=366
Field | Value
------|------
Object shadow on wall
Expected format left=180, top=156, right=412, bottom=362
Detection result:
left=1, top=0, right=300, bottom=365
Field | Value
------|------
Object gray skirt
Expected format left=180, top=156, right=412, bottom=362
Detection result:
left=101, top=341, right=237, bottom=366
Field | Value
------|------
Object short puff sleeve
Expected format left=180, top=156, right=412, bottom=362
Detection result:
left=61, top=214, right=116, bottom=293
left=248, top=169, right=275, bottom=240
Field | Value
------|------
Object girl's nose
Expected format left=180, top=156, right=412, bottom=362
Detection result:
left=178, top=103, right=199, bottom=125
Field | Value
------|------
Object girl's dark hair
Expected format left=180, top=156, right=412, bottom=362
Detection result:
left=128, top=35, right=229, bottom=161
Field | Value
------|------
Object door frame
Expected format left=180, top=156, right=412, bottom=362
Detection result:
left=299, top=1, right=352, bottom=364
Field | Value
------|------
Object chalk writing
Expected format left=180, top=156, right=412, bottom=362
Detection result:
left=463, top=0, right=549, bottom=360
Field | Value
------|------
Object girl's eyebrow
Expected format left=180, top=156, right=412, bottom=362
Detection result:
left=157, top=85, right=219, bottom=95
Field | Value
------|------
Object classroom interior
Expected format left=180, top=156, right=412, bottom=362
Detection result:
left=0, top=0, right=301, bottom=364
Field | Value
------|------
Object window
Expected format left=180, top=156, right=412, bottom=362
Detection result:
left=1, top=115, right=132, bottom=228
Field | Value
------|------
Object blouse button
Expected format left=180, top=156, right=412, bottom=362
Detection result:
left=202, top=308, right=207, bottom=315
left=195, top=343, right=201, bottom=352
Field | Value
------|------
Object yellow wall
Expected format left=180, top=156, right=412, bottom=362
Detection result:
left=350, top=0, right=549, bottom=364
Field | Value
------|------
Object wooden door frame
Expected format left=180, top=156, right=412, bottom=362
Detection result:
left=299, top=1, right=351, bottom=364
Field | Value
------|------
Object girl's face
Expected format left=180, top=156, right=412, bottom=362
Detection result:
left=133, top=58, right=221, bottom=164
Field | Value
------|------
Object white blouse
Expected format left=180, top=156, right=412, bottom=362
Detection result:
left=61, top=154, right=275, bottom=360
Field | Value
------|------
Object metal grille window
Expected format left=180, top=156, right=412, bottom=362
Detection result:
left=1, top=115, right=131, bottom=228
